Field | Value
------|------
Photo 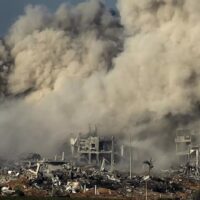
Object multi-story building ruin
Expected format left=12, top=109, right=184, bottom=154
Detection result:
left=70, top=127, right=116, bottom=171
left=175, top=128, right=199, bottom=174
left=70, top=126, right=149, bottom=174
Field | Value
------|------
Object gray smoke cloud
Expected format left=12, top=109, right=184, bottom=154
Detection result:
left=0, top=0, right=199, bottom=168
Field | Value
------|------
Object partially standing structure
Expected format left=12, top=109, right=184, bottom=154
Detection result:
left=175, top=128, right=192, bottom=163
left=70, top=127, right=115, bottom=171
left=175, top=128, right=199, bottom=174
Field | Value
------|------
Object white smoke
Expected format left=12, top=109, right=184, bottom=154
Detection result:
left=0, top=0, right=199, bottom=168
left=7, top=1, right=121, bottom=97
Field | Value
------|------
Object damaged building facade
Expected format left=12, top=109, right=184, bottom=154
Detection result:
left=69, top=126, right=200, bottom=174
left=70, top=127, right=116, bottom=171
left=69, top=127, right=158, bottom=174
left=175, top=128, right=199, bottom=175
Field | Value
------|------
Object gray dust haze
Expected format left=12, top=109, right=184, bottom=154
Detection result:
left=0, top=0, right=200, bottom=168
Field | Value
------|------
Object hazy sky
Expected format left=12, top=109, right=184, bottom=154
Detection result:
left=0, top=0, right=116, bottom=36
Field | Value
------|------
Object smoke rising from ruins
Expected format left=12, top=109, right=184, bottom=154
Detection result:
left=0, top=0, right=200, bottom=167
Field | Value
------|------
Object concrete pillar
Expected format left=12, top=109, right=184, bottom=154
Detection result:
left=89, top=153, right=91, bottom=164
left=111, top=136, right=114, bottom=173
left=96, top=153, right=99, bottom=165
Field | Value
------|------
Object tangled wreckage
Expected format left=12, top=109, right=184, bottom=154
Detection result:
left=0, top=127, right=199, bottom=200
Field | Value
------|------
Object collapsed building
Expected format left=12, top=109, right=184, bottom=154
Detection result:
left=69, top=126, right=142, bottom=172
left=70, top=126, right=200, bottom=173
left=0, top=127, right=199, bottom=199
left=175, top=128, right=199, bottom=175
left=70, top=127, right=116, bottom=171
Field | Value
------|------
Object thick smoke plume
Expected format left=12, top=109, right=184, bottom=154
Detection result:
left=0, top=0, right=200, bottom=168
left=0, top=0, right=122, bottom=158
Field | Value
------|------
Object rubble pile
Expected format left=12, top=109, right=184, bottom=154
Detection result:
left=0, top=158, right=199, bottom=199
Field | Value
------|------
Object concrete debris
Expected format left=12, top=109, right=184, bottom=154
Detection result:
left=0, top=130, right=199, bottom=199
left=1, top=187, right=15, bottom=196
left=0, top=157, right=199, bottom=199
